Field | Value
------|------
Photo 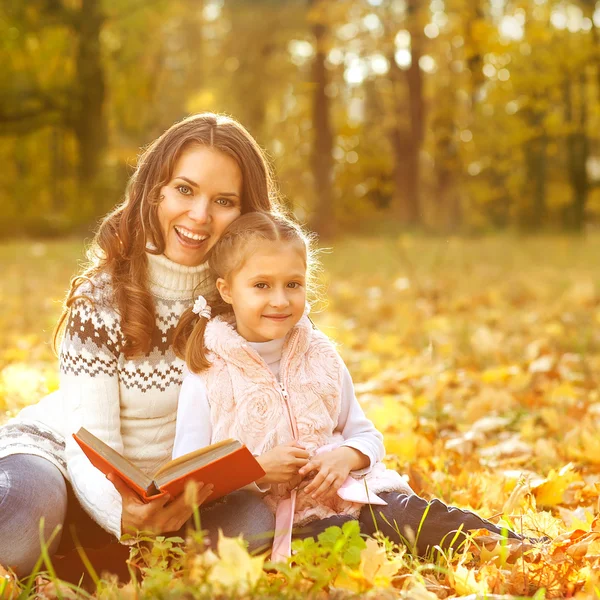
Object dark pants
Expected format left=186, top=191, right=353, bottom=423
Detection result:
left=294, top=492, right=523, bottom=556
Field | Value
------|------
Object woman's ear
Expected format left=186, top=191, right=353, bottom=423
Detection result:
left=216, top=278, right=233, bottom=305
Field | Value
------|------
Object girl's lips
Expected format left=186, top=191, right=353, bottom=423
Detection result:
left=263, top=315, right=291, bottom=321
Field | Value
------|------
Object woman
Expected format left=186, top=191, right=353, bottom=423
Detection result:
left=0, top=113, right=279, bottom=578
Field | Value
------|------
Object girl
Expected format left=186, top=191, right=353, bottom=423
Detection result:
left=172, top=212, right=526, bottom=560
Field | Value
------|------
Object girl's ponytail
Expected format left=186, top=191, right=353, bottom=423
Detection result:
left=173, top=291, right=231, bottom=373
left=173, top=305, right=212, bottom=373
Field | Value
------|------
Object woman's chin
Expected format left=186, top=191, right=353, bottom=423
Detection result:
left=164, top=246, right=207, bottom=267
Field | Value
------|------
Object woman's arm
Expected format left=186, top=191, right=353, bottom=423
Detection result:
left=60, top=292, right=125, bottom=538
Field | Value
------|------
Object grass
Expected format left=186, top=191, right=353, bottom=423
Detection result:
left=1, top=233, right=600, bottom=597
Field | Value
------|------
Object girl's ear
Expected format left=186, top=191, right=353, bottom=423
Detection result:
left=216, top=277, right=233, bottom=305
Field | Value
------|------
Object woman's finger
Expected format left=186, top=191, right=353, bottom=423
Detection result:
left=107, top=473, right=171, bottom=508
left=290, top=448, right=311, bottom=459
left=292, top=456, right=309, bottom=469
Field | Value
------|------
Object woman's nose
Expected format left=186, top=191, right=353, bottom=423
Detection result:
left=188, top=198, right=212, bottom=223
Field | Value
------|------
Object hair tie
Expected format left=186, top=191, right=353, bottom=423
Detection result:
left=192, top=295, right=212, bottom=319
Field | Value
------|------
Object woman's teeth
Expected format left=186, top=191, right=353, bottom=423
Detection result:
left=175, top=226, right=208, bottom=242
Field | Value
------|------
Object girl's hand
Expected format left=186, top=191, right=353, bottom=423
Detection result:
left=108, top=473, right=214, bottom=535
left=299, top=447, right=368, bottom=501
left=256, top=441, right=310, bottom=484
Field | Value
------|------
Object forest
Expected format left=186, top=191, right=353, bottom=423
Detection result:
left=2, top=0, right=600, bottom=238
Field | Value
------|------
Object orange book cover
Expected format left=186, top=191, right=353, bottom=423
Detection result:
left=73, top=428, right=265, bottom=503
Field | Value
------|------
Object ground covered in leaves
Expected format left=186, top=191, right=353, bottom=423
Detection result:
left=1, top=235, right=600, bottom=599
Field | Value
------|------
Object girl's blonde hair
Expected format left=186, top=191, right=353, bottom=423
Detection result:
left=54, top=113, right=280, bottom=358
left=173, top=211, right=318, bottom=373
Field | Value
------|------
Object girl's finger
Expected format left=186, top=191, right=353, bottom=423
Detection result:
left=303, top=469, right=327, bottom=495
left=298, top=460, right=318, bottom=477
left=320, top=477, right=343, bottom=502
left=311, top=473, right=338, bottom=500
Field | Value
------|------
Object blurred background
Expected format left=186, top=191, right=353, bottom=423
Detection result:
left=2, top=0, right=600, bottom=239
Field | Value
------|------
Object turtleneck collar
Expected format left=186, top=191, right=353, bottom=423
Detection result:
left=247, top=337, right=286, bottom=365
left=146, top=252, right=210, bottom=300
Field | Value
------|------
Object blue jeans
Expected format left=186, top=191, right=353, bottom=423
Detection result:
left=0, top=454, right=276, bottom=579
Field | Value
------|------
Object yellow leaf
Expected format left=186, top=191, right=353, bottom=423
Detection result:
left=533, top=464, right=581, bottom=507
left=368, top=397, right=415, bottom=433
left=384, top=432, right=419, bottom=461
left=333, top=568, right=365, bottom=593
left=480, top=365, right=520, bottom=384
left=359, top=538, right=403, bottom=587
left=479, top=540, right=511, bottom=566
left=207, top=531, right=265, bottom=594
left=449, top=563, right=489, bottom=596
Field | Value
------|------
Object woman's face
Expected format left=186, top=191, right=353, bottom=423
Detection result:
left=157, top=145, right=243, bottom=266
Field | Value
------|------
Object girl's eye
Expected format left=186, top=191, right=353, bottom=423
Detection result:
left=255, top=283, right=268, bottom=289
left=176, top=185, right=192, bottom=196
left=287, top=282, right=303, bottom=289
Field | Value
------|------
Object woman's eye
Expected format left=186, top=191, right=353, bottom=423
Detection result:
left=176, top=185, right=192, bottom=196
left=216, top=197, right=231, bottom=206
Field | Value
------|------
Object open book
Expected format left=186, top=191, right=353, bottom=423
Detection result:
left=73, top=427, right=265, bottom=502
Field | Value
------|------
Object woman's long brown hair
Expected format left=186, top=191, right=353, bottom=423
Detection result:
left=54, top=113, right=280, bottom=358
left=173, top=212, right=317, bottom=373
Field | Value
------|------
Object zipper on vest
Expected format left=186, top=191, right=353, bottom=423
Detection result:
left=279, top=382, right=299, bottom=439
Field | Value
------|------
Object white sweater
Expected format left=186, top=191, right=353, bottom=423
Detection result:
left=0, top=252, right=210, bottom=539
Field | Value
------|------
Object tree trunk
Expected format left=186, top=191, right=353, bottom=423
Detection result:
left=308, top=0, right=335, bottom=239
left=387, top=0, right=424, bottom=227
left=71, top=0, right=107, bottom=216
left=563, top=74, right=589, bottom=231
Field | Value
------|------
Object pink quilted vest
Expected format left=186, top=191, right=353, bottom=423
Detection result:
left=201, top=315, right=410, bottom=527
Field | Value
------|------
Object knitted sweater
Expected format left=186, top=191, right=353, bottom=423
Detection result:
left=0, top=252, right=210, bottom=538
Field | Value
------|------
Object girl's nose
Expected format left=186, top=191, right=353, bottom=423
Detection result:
left=270, top=289, right=290, bottom=308
left=188, top=198, right=212, bottom=223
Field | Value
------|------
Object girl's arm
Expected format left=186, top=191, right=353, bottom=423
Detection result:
left=60, top=292, right=125, bottom=539
left=336, top=363, right=385, bottom=474
left=172, top=374, right=212, bottom=458
left=299, top=362, right=384, bottom=500
left=174, top=374, right=278, bottom=493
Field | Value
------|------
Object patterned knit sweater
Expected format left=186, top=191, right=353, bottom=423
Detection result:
left=0, top=252, right=210, bottom=538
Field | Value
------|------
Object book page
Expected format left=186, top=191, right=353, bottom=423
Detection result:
left=154, top=439, right=241, bottom=484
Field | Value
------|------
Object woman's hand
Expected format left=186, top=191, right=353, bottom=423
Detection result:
left=299, top=447, right=369, bottom=501
left=256, top=441, right=310, bottom=484
left=107, top=473, right=214, bottom=535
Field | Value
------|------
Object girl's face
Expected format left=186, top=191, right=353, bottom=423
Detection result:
left=157, top=145, right=243, bottom=266
left=217, top=240, right=307, bottom=342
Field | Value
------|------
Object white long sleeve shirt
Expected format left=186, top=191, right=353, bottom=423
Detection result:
left=173, top=336, right=384, bottom=475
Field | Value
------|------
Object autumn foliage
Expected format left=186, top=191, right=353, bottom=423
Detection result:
left=1, top=235, right=600, bottom=597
